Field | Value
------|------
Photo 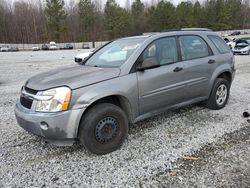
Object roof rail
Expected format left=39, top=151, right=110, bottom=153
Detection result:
left=142, top=32, right=159, bottom=36
left=181, top=28, right=212, bottom=31
left=161, top=28, right=212, bottom=32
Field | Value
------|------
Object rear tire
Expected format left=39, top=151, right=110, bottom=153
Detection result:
left=79, top=103, right=128, bottom=155
left=206, top=78, right=230, bottom=110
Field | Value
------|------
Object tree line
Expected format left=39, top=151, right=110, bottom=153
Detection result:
left=0, top=0, right=249, bottom=44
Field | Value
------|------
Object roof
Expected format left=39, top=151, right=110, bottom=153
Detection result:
left=118, top=28, right=214, bottom=41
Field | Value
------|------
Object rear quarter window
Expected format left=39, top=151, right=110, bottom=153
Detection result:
left=208, top=35, right=230, bottom=54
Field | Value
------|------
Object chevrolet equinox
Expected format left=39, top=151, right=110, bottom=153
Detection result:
left=15, top=28, right=235, bottom=154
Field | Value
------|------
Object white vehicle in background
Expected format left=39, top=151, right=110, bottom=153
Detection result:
left=49, top=41, right=58, bottom=50
left=233, top=38, right=250, bottom=55
left=75, top=50, right=93, bottom=63
left=32, top=46, right=40, bottom=51
left=227, top=41, right=235, bottom=49
left=1, top=45, right=9, bottom=52
left=74, top=46, right=102, bottom=63
left=224, top=38, right=235, bottom=49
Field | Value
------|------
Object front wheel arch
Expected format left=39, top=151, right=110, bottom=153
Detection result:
left=76, top=95, right=132, bottom=138
left=78, top=103, right=129, bottom=154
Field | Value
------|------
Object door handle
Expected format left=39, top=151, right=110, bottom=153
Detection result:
left=208, top=59, right=216, bottom=64
left=173, top=67, right=183, bottom=72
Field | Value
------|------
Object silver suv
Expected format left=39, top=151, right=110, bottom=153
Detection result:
left=15, top=29, right=235, bottom=154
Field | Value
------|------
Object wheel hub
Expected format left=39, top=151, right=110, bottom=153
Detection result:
left=95, top=117, right=118, bottom=143
left=216, top=84, right=228, bottom=105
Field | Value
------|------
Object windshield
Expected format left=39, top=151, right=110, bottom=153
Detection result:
left=235, top=42, right=249, bottom=47
left=85, top=38, right=145, bottom=67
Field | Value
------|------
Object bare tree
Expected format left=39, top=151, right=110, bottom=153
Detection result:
left=0, top=0, right=249, bottom=44
left=65, top=0, right=80, bottom=42
left=242, top=0, right=250, bottom=29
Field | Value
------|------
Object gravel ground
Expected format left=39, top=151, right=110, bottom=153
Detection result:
left=0, top=50, right=250, bottom=187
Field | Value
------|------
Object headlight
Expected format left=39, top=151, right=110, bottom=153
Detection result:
left=35, top=87, right=71, bottom=112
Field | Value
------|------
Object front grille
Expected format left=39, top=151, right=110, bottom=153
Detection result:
left=20, top=87, right=38, bottom=109
left=20, top=96, right=33, bottom=109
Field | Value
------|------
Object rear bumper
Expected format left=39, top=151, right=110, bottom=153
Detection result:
left=15, top=100, right=85, bottom=146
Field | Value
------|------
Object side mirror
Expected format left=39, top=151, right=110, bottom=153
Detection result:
left=137, top=57, right=160, bottom=71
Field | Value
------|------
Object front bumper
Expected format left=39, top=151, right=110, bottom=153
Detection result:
left=15, top=100, right=85, bottom=146
left=233, top=50, right=249, bottom=55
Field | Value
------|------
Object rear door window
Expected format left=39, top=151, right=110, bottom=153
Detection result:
left=208, top=35, right=230, bottom=54
left=179, top=35, right=209, bottom=61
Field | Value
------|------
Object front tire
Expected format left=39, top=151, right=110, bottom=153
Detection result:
left=79, top=103, right=128, bottom=155
left=206, top=78, right=230, bottom=110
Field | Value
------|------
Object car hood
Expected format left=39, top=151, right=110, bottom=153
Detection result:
left=233, top=46, right=249, bottom=51
left=25, top=65, right=121, bottom=90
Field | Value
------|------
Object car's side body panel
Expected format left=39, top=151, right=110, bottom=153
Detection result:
left=182, top=56, right=215, bottom=99
left=71, top=73, right=139, bottom=122
left=137, top=62, right=187, bottom=115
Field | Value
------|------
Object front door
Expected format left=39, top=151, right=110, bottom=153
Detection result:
left=137, top=37, right=187, bottom=115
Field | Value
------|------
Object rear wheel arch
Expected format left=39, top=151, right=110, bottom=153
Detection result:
left=217, top=71, right=232, bottom=86
left=206, top=78, right=230, bottom=110
left=205, top=69, right=232, bottom=101
left=209, top=69, right=232, bottom=91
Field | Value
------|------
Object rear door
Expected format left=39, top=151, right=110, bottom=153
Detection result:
left=137, top=37, right=187, bottom=115
left=178, top=35, right=216, bottom=99
left=207, top=35, right=234, bottom=68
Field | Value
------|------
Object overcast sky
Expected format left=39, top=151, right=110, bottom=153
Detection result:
left=99, top=0, right=202, bottom=7
left=116, top=0, right=195, bottom=6
left=11, top=0, right=204, bottom=8
left=63, top=0, right=203, bottom=8
left=10, top=0, right=204, bottom=7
